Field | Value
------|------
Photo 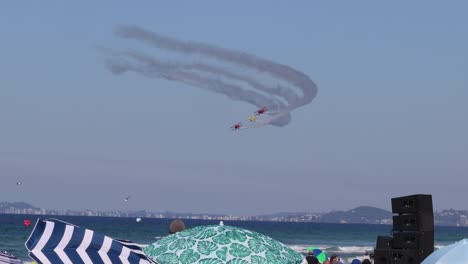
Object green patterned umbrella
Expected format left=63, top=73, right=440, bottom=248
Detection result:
left=143, top=224, right=304, bottom=264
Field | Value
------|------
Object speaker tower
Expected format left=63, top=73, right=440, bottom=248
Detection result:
left=374, top=194, right=434, bottom=264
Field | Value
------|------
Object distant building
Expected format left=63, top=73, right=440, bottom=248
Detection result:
left=460, top=215, right=467, bottom=226
left=380, top=219, right=393, bottom=225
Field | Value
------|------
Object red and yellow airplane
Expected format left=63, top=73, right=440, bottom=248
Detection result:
left=254, top=107, right=268, bottom=115
left=231, top=122, right=242, bottom=130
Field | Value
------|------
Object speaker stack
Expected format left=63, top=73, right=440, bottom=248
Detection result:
left=374, top=194, right=434, bottom=264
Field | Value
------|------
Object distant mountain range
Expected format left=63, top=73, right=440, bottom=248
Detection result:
left=0, top=201, right=39, bottom=210
left=1, top=201, right=467, bottom=226
left=321, top=206, right=393, bottom=224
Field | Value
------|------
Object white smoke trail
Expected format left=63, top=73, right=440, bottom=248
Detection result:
left=105, top=26, right=318, bottom=127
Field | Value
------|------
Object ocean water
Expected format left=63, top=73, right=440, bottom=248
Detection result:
left=1, top=214, right=467, bottom=263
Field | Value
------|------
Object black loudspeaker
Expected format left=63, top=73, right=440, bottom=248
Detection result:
left=392, top=231, right=434, bottom=252
left=374, top=194, right=435, bottom=264
left=393, top=213, right=434, bottom=232
left=376, top=235, right=393, bottom=249
left=374, top=249, right=425, bottom=264
left=374, top=249, right=391, bottom=264
left=391, top=194, right=433, bottom=214
left=390, top=249, right=425, bottom=263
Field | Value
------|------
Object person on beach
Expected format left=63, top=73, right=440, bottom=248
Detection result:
left=305, top=250, right=319, bottom=264
left=330, top=254, right=341, bottom=264
left=361, top=259, right=371, bottom=264
left=168, top=219, right=185, bottom=234
left=351, top=259, right=361, bottom=264
left=323, top=260, right=330, bottom=264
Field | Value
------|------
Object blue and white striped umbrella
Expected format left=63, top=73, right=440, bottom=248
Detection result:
left=25, top=219, right=156, bottom=264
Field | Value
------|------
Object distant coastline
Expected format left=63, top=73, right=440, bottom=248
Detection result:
left=1, top=201, right=467, bottom=226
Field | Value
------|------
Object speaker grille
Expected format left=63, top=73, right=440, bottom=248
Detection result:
left=391, top=194, right=433, bottom=214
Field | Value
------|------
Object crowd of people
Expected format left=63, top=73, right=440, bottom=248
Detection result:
left=306, top=250, right=372, bottom=264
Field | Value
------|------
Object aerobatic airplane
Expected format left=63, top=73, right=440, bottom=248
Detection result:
left=231, top=123, right=242, bottom=130
left=254, top=107, right=268, bottom=115
left=249, top=116, right=257, bottom=122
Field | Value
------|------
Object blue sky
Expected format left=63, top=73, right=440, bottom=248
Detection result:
left=1, top=1, right=467, bottom=215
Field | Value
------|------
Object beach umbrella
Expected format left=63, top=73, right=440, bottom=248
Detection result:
left=0, top=250, right=23, bottom=264
left=306, top=247, right=327, bottom=263
left=144, top=224, right=304, bottom=264
left=25, top=218, right=156, bottom=264
left=421, top=239, right=468, bottom=264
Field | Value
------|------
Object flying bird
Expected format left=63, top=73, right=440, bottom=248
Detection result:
left=124, top=196, right=131, bottom=202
